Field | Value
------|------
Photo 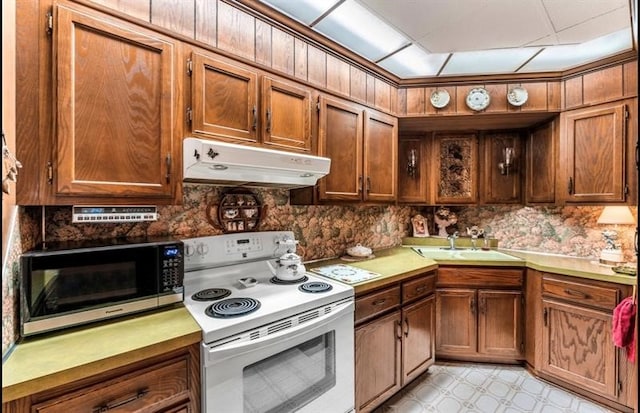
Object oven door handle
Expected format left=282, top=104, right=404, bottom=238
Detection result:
left=203, top=299, right=353, bottom=362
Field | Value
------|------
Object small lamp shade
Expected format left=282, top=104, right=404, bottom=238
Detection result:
left=597, top=206, right=636, bottom=225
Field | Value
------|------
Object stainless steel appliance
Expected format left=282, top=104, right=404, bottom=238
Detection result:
left=183, top=231, right=355, bottom=413
left=20, top=237, right=184, bottom=337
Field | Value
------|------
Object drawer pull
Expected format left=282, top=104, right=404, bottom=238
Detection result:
left=93, top=388, right=149, bottom=412
left=415, top=286, right=426, bottom=293
left=564, top=288, right=589, bottom=299
left=372, top=299, right=387, bottom=306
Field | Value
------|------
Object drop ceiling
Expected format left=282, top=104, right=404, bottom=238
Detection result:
left=257, top=0, right=637, bottom=79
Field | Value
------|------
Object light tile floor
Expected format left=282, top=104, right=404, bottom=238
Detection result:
left=373, top=362, right=617, bottom=413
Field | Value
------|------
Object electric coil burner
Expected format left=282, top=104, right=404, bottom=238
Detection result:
left=191, top=288, right=232, bottom=301
left=299, top=281, right=333, bottom=293
left=205, top=297, right=261, bottom=318
left=270, top=275, right=308, bottom=285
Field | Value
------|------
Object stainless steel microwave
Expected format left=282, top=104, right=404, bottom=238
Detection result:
left=20, top=237, right=184, bottom=337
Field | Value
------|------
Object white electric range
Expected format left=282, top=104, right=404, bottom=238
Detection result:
left=182, top=231, right=355, bottom=413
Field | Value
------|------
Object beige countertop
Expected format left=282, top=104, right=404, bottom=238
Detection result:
left=2, top=305, right=202, bottom=403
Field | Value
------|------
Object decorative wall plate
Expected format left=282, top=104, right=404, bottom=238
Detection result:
left=507, top=86, right=528, bottom=106
left=466, top=88, right=490, bottom=111
left=430, top=89, right=450, bottom=109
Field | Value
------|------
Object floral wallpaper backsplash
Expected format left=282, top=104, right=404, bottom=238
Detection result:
left=2, top=183, right=637, bottom=356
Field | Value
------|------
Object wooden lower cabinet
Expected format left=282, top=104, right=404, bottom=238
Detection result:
left=2, top=344, right=200, bottom=413
left=355, top=272, right=436, bottom=412
left=435, top=267, right=524, bottom=362
left=534, top=272, right=637, bottom=411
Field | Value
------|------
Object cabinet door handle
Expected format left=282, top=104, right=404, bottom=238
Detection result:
left=567, top=177, right=573, bottom=195
left=480, top=297, right=486, bottom=315
left=366, top=176, right=371, bottom=192
left=564, top=288, right=589, bottom=299
left=165, top=154, right=171, bottom=184
left=358, top=176, right=363, bottom=193
left=543, top=307, right=548, bottom=327
left=404, top=317, right=409, bottom=337
left=266, top=109, right=272, bottom=133
left=395, top=319, right=402, bottom=339
left=372, top=298, right=386, bottom=306
left=252, top=105, right=257, bottom=130
left=93, top=388, right=149, bottom=412
left=470, top=297, right=475, bottom=315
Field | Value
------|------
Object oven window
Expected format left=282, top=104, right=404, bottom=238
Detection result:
left=243, top=332, right=336, bottom=413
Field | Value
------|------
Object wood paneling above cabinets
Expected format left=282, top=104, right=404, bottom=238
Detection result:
left=562, top=61, right=637, bottom=109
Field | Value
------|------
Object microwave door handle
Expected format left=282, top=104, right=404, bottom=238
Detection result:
left=204, top=300, right=353, bottom=362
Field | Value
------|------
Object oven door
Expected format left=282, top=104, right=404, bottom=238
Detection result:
left=202, top=299, right=354, bottom=413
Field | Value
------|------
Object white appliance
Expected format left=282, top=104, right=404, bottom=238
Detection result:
left=182, top=231, right=355, bottom=413
left=183, top=138, right=331, bottom=188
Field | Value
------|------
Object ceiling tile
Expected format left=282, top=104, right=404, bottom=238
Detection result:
left=555, top=7, right=631, bottom=44
left=378, top=45, right=449, bottom=77
left=542, top=0, right=627, bottom=32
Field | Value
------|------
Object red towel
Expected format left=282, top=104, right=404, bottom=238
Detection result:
left=612, top=296, right=636, bottom=363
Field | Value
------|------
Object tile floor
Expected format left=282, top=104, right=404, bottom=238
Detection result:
left=373, top=362, right=616, bottom=413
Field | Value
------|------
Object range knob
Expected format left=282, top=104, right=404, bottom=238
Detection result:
left=196, top=243, right=209, bottom=256
left=184, top=243, right=195, bottom=257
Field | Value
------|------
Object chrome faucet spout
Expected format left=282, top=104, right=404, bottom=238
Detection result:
left=447, top=231, right=459, bottom=250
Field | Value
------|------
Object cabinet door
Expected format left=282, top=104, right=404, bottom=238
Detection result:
left=477, top=290, right=523, bottom=358
left=56, top=5, right=177, bottom=198
left=355, top=311, right=402, bottom=413
left=560, top=102, right=627, bottom=203
left=261, top=77, right=311, bottom=152
left=541, top=299, right=617, bottom=398
left=480, top=132, right=522, bottom=204
left=318, top=96, right=363, bottom=201
left=363, top=110, right=397, bottom=202
left=526, top=119, right=557, bottom=203
left=433, top=134, right=478, bottom=204
left=398, top=136, right=429, bottom=203
left=191, top=52, right=258, bottom=144
left=401, top=295, right=435, bottom=384
left=436, top=289, right=476, bottom=355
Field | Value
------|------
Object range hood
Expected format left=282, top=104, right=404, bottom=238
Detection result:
left=183, top=137, right=331, bottom=188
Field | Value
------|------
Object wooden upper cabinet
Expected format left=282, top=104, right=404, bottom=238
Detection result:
left=190, top=52, right=259, bottom=144
left=432, top=133, right=478, bottom=204
left=398, top=136, right=430, bottom=203
left=318, top=96, right=397, bottom=202
left=479, top=131, right=523, bottom=204
left=559, top=101, right=628, bottom=203
left=526, top=119, right=557, bottom=204
left=55, top=4, right=178, bottom=200
left=363, top=110, right=398, bottom=202
left=261, top=76, right=312, bottom=152
left=318, top=96, right=363, bottom=201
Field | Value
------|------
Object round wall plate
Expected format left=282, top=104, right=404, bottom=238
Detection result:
left=430, top=89, right=450, bottom=109
left=466, top=87, right=490, bottom=111
left=507, top=86, right=529, bottom=106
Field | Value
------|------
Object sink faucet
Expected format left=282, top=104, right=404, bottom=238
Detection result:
left=447, top=231, right=459, bottom=250
left=470, top=235, right=479, bottom=250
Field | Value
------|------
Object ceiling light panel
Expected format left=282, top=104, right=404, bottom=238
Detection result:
left=258, top=0, right=341, bottom=25
left=440, top=48, right=540, bottom=76
left=377, top=45, right=448, bottom=77
left=313, top=0, right=410, bottom=61
left=520, top=28, right=632, bottom=72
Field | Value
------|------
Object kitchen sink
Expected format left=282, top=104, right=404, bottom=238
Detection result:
left=411, top=247, right=523, bottom=261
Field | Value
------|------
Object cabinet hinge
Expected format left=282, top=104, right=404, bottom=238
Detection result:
left=186, top=59, right=193, bottom=76
left=46, top=9, right=53, bottom=35
left=543, top=307, right=548, bottom=327
left=316, top=97, right=320, bottom=112
left=186, top=107, right=192, bottom=124
left=624, top=108, right=629, bottom=119
left=46, top=161, right=53, bottom=184
left=617, top=380, right=623, bottom=394
left=624, top=184, right=629, bottom=196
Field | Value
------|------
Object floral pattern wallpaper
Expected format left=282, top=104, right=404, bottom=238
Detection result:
left=2, top=182, right=638, bottom=356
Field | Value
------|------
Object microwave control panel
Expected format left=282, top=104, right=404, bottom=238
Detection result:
left=161, top=243, right=184, bottom=291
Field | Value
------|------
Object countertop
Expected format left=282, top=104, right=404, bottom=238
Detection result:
left=2, top=305, right=202, bottom=403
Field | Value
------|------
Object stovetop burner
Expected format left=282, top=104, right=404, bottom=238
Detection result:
left=269, top=275, right=309, bottom=285
left=192, top=288, right=232, bottom=301
left=299, top=281, right=333, bottom=294
left=205, top=297, right=261, bottom=318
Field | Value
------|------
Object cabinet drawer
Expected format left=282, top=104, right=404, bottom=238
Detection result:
left=33, top=358, right=189, bottom=413
left=402, top=273, right=435, bottom=303
left=355, top=286, right=400, bottom=324
left=542, top=276, right=619, bottom=310
left=437, top=267, right=523, bottom=288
